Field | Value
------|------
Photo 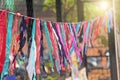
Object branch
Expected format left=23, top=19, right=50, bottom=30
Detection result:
left=64, top=0, right=76, bottom=16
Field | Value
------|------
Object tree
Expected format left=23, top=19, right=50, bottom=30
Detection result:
left=43, top=0, right=77, bottom=22
left=43, top=0, right=111, bottom=22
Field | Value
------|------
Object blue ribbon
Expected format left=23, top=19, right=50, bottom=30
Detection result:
left=76, top=22, right=81, bottom=34
left=26, top=20, right=36, bottom=80
left=31, top=20, right=36, bottom=80
left=52, top=23, right=68, bottom=68
left=44, top=21, right=54, bottom=73
left=69, top=23, right=81, bottom=54
left=60, top=23, right=68, bottom=67
left=51, top=23, right=63, bottom=73
left=60, top=23, right=66, bottom=44
left=108, top=9, right=113, bottom=33
left=19, top=17, right=27, bottom=58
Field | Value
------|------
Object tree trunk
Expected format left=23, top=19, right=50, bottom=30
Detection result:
left=56, top=0, right=62, bottom=22
left=113, top=0, right=120, bottom=80
left=77, top=0, right=84, bottom=21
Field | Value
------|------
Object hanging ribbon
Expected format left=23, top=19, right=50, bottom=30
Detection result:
left=1, top=13, right=14, bottom=79
left=27, top=19, right=33, bottom=58
left=73, top=23, right=82, bottom=63
left=76, top=22, right=81, bottom=34
left=70, top=23, right=81, bottom=54
left=63, top=23, right=72, bottom=54
left=84, top=22, right=91, bottom=54
left=60, top=23, right=69, bottom=67
left=69, top=24, right=79, bottom=78
left=53, top=23, right=68, bottom=71
left=18, top=16, right=27, bottom=58
left=0, top=10, right=7, bottom=74
left=26, top=19, right=36, bottom=80
left=44, top=21, right=54, bottom=73
left=69, top=23, right=82, bottom=63
left=12, top=13, right=20, bottom=34
left=86, top=22, right=91, bottom=43
left=36, top=18, right=41, bottom=75
left=60, top=23, right=66, bottom=44
left=52, top=23, right=63, bottom=72
left=11, top=16, right=27, bottom=67
left=108, top=9, right=114, bottom=33
left=47, top=22, right=60, bottom=73
left=89, top=19, right=95, bottom=42
left=47, top=22, right=56, bottom=56
left=9, top=13, right=20, bottom=74
left=40, top=21, right=47, bottom=77
left=92, top=16, right=104, bottom=40
left=56, top=23, right=69, bottom=63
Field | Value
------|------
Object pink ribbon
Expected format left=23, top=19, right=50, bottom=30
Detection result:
left=36, top=18, right=41, bottom=74
left=69, top=23, right=82, bottom=63
left=12, top=13, right=20, bottom=34
left=56, top=23, right=69, bottom=61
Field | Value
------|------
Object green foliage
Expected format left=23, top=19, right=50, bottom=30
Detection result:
left=43, top=0, right=56, bottom=12
left=42, top=0, right=77, bottom=22
left=45, top=61, right=52, bottom=68
left=5, top=0, right=15, bottom=11
left=46, top=74, right=60, bottom=80
left=62, top=0, right=77, bottom=22
left=98, top=35, right=108, bottom=47
left=84, top=3, right=105, bottom=21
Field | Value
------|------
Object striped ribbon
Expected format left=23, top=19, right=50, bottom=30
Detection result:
left=26, top=20, right=36, bottom=80
left=44, top=21, right=54, bottom=73
left=1, top=13, right=13, bottom=79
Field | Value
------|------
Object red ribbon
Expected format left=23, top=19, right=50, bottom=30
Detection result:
left=0, top=10, right=7, bottom=73
left=9, top=13, right=20, bottom=74
left=92, top=16, right=104, bottom=40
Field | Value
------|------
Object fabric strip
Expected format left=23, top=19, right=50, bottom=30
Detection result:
left=0, top=10, right=7, bottom=73
left=44, top=21, right=54, bottom=73
left=36, top=18, right=41, bottom=74
left=26, top=19, right=37, bottom=80
left=1, top=13, right=14, bottom=79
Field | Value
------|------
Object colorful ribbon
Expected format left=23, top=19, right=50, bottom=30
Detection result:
left=51, top=23, right=63, bottom=72
left=44, top=21, right=54, bottom=73
left=40, top=21, right=47, bottom=77
left=69, top=23, right=82, bottom=63
left=108, top=9, right=113, bottom=33
left=9, top=13, right=20, bottom=74
left=0, top=10, right=7, bottom=74
left=1, top=13, right=13, bottom=79
left=56, top=23, right=69, bottom=63
left=47, top=22, right=60, bottom=73
left=26, top=19, right=36, bottom=80
left=53, top=23, right=68, bottom=71
left=36, top=18, right=41, bottom=74
left=18, top=17, right=27, bottom=58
